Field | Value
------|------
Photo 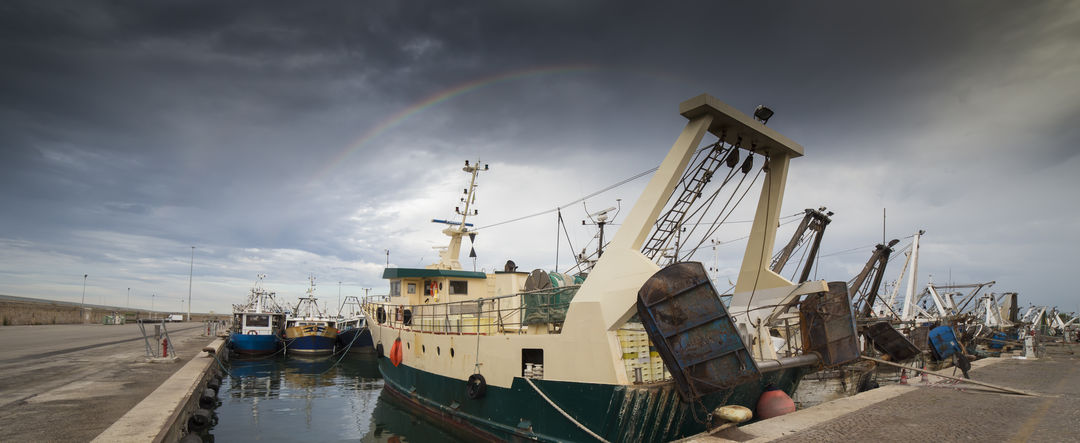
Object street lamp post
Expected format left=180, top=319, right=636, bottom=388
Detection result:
left=81, top=274, right=88, bottom=307
left=80, top=274, right=88, bottom=323
left=187, top=246, right=195, bottom=322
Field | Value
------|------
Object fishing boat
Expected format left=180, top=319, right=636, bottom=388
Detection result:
left=229, top=274, right=287, bottom=355
left=284, top=276, right=339, bottom=354
left=364, top=94, right=861, bottom=441
left=336, top=295, right=374, bottom=351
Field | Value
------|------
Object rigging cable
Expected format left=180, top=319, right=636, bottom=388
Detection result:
left=475, top=143, right=727, bottom=232
left=743, top=154, right=770, bottom=325
left=557, top=210, right=578, bottom=273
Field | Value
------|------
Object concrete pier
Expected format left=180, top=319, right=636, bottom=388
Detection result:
left=692, top=343, right=1080, bottom=442
left=0, top=322, right=219, bottom=441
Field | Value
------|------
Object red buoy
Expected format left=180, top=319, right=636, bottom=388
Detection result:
left=389, top=338, right=403, bottom=367
left=756, top=385, right=795, bottom=419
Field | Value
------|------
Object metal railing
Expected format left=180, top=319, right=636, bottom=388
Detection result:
left=363, top=286, right=579, bottom=335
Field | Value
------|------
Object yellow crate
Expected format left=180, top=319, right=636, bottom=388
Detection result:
left=461, top=316, right=496, bottom=334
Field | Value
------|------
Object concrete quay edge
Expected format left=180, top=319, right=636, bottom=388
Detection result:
left=92, top=337, right=226, bottom=443
left=686, top=356, right=1008, bottom=443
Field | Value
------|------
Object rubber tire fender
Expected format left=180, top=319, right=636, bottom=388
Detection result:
left=376, top=342, right=384, bottom=358
left=402, top=309, right=412, bottom=326
left=247, top=330, right=257, bottom=335
left=466, top=373, right=487, bottom=400
left=376, top=306, right=387, bottom=324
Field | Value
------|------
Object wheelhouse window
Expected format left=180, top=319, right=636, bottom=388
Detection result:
left=246, top=315, right=269, bottom=327
left=407, top=283, right=417, bottom=294
left=449, top=280, right=468, bottom=295
left=390, top=281, right=401, bottom=297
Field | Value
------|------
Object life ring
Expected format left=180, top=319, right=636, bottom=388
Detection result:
left=402, top=309, right=413, bottom=326
left=247, top=330, right=258, bottom=335
left=376, top=307, right=387, bottom=324
left=466, top=373, right=487, bottom=400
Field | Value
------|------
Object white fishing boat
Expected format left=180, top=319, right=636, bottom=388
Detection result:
left=364, top=94, right=861, bottom=441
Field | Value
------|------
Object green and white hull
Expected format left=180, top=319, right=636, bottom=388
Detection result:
left=362, top=94, right=860, bottom=443
left=378, top=357, right=809, bottom=442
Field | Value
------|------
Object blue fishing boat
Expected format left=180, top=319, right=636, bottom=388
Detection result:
left=284, top=276, right=339, bottom=354
left=335, top=295, right=374, bottom=351
left=229, top=274, right=287, bottom=355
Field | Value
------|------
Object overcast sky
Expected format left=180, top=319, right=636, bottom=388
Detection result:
left=1, top=1, right=1077, bottom=315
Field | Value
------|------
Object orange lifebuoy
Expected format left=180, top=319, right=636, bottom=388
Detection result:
left=389, top=337, right=403, bottom=367
left=247, top=330, right=258, bottom=335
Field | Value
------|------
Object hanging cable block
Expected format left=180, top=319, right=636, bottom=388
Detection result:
left=469, top=247, right=477, bottom=258
left=741, top=154, right=754, bottom=174
left=726, top=147, right=740, bottom=168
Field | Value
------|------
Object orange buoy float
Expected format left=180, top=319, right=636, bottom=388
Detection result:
left=756, top=384, right=795, bottom=419
left=389, top=337, right=403, bottom=367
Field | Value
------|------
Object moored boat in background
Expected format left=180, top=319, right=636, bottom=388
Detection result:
left=336, top=295, right=373, bottom=351
left=285, top=276, right=339, bottom=354
left=229, top=274, right=287, bottom=355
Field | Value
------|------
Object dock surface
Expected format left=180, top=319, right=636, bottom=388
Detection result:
left=699, top=343, right=1080, bottom=442
left=0, top=322, right=214, bottom=441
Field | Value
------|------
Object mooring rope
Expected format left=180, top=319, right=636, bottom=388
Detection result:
left=523, top=377, right=609, bottom=443
left=316, top=326, right=366, bottom=376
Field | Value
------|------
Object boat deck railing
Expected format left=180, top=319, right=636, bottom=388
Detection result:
left=362, top=286, right=579, bottom=335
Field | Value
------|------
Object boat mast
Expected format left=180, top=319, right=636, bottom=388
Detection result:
left=433, top=159, right=487, bottom=270
left=900, top=230, right=923, bottom=321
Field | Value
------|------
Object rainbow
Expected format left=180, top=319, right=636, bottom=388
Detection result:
left=315, top=64, right=600, bottom=179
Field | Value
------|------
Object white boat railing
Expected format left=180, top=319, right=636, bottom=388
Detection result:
left=363, top=286, right=579, bottom=335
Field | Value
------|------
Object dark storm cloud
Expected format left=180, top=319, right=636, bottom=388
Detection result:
left=0, top=0, right=1076, bottom=311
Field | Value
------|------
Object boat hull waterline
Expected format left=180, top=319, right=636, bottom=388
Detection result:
left=228, top=333, right=281, bottom=355
left=285, top=325, right=339, bottom=354
left=377, top=358, right=807, bottom=442
left=337, top=326, right=374, bottom=350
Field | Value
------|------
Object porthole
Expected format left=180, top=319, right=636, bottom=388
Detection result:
left=407, top=342, right=411, bottom=349
left=437, top=346, right=441, bottom=355
left=422, top=345, right=426, bottom=353
left=450, top=348, right=455, bottom=358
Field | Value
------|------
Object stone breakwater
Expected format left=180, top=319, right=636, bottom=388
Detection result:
left=0, top=294, right=223, bottom=325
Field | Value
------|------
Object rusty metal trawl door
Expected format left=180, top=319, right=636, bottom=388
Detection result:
left=637, top=262, right=760, bottom=402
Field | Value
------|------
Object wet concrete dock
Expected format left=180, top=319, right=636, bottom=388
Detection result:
left=0, top=322, right=216, bottom=441
left=695, top=343, right=1080, bottom=442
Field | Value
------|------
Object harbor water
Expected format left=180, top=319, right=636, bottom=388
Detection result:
left=206, top=351, right=467, bottom=442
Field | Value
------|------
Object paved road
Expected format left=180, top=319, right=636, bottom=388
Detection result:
left=0, top=322, right=216, bottom=441
left=0, top=322, right=201, bottom=363
left=765, top=343, right=1080, bottom=442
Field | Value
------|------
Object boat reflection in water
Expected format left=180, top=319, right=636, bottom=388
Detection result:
left=210, top=352, right=466, bottom=442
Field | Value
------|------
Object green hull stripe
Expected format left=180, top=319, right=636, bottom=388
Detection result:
left=378, top=358, right=808, bottom=442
